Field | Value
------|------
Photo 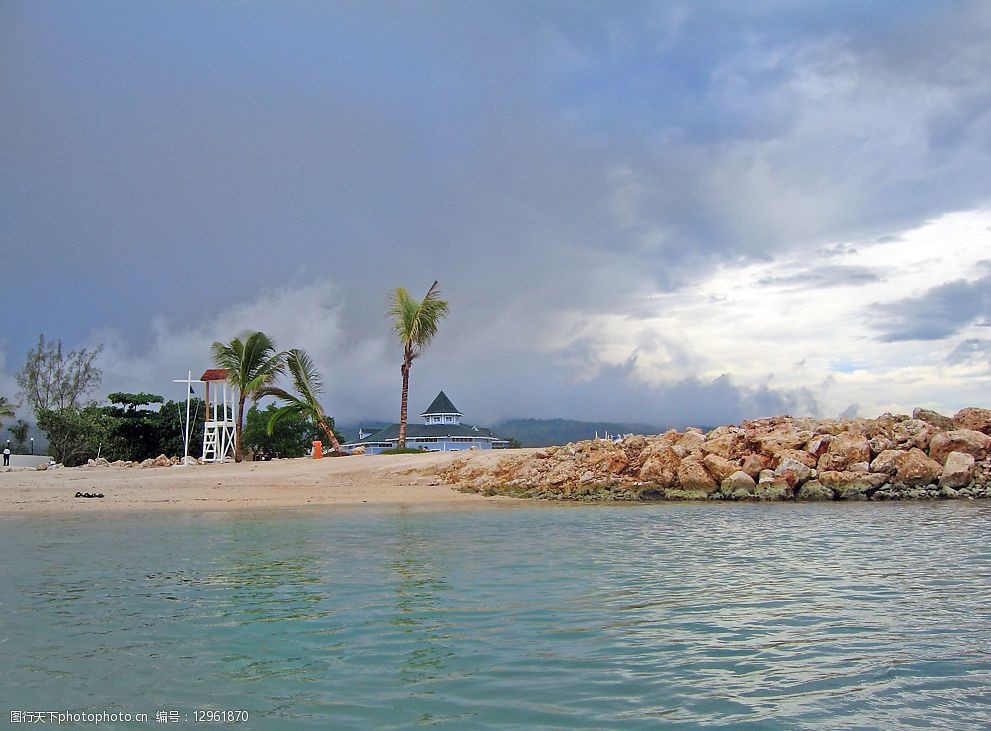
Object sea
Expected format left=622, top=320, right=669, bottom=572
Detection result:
left=1, top=501, right=990, bottom=730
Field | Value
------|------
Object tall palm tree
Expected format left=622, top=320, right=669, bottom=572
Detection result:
left=388, top=281, right=450, bottom=449
left=257, top=348, right=342, bottom=452
left=211, top=331, right=285, bottom=462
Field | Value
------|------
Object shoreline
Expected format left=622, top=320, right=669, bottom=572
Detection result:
left=0, top=450, right=536, bottom=515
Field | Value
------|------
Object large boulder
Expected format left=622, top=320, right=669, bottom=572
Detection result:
left=702, top=454, right=739, bottom=482
left=818, top=433, right=870, bottom=471
left=701, top=428, right=744, bottom=459
left=869, top=449, right=903, bottom=475
left=774, top=457, right=814, bottom=486
left=805, top=434, right=832, bottom=459
left=894, top=448, right=943, bottom=487
left=720, top=470, right=756, bottom=496
left=677, top=460, right=718, bottom=495
left=773, top=449, right=817, bottom=469
left=796, top=479, right=834, bottom=501
left=953, top=407, right=991, bottom=435
left=638, top=447, right=681, bottom=489
left=913, top=408, right=955, bottom=430
left=755, top=476, right=793, bottom=501
left=818, top=470, right=887, bottom=499
left=675, top=430, right=705, bottom=454
left=892, top=419, right=936, bottom=450
left=929, top=430, right=991, bottom=464
left=940, top=451, right=975, bottom=489
left=741, top=453, right=771, bottom=479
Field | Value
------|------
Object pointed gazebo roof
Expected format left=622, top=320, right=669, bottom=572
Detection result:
left=420, top=391, right=462, bottom=417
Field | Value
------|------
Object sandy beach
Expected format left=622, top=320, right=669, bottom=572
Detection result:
left=0, top=450, right=535, bottom=514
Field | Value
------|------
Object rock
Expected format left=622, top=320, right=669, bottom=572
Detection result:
left=805, top=435, right=832, bottom=459
left=869, top=449, right=902, bottom=475
left=848, top=461, right=870, bottom=473
left=702, top=454, right=739, bottom=482
left=758, top=469, right=775, bottom=483
left=939, top=451, right=975, bottom=489
left=953, top=407, right=991, bottom=435
left=741, top=454, right=771, bottom=479
left=894, top=448, right=943, bottom=487
left=796, top=479, right=834, bottom=501
left=818, top=470, right=888, bottom=499
left=754, top=477, right=792, bottom=501
left=35, top=463, right=48, bottom=471
left=701, top=429, right=744, bottom=459
left=773, top=449, right=817, bottom=469
left=351, top=446, right=366, bottom=455
left=140, top=458, right=156, bottom=469
left=892, top=419, right=936, bottom=450
left=868, top=436, right=896, bottom=456
left=675, top=430, right=705, bottom=453
left=818, top=433, right=870, bottom=471
left=638, top=447, right=681, bottom=489
left=913, top=408, right=955, bottom=430
left=720, top=470, right=756, bottom=495
left=152, top=454, right=171, bottom=467
left=929, top=430, right=991, bottom=464
left=940, top=486, right=961, bottom=499
left=774, top=457, right=814, bottom=486
left=677, top=460, right=718, bottom=495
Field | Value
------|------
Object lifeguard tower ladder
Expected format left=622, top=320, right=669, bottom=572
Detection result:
left=200, top=369, right=237, bottom=462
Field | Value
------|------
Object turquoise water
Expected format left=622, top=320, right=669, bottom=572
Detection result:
left=2, top=502, right=990, bottom=730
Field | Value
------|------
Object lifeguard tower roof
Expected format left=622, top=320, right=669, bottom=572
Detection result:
left=199, top=369, right=228, bottom=382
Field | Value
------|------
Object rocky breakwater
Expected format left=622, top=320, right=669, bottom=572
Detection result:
left=443, top=407, right=991, bottom=502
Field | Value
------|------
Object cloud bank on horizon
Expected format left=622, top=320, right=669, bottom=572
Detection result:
left=2, top=1, right=990, bottom=427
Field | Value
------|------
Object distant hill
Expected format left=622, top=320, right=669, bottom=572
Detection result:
left=491, top=418, right=666, bottom=447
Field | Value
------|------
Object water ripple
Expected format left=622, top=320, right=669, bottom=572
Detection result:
left=1, top=502, right=990, bottom=729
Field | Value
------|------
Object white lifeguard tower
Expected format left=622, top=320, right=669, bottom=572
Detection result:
left=200, top=369, right=237, bottom=462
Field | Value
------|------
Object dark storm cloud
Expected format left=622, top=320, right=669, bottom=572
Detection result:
left=874, top=274, right=991, bottom=342
left=2, top=1, right=991, bottom=423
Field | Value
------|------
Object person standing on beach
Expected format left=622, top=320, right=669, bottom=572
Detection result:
left=3, top=447, right=9, bottom=466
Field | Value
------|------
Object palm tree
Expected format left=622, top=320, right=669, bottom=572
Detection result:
left=388, top=281, right=450, bottom=449
left=8, top=420, right=28, bottom=453
left=211, top=331, right=285, bottom=462
left=0, top=396, right=14, bottom=423
left=257, top=348, right=342, bottom=452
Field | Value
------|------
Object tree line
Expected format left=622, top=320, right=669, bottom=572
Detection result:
left=0, top=280, right=451, bottom=465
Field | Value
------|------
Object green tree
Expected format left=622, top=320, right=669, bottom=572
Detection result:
left=17, top=335, right=103, bottom=465
left=8, top=419, right=29, bottom=453
left=211, top=331, right=285, bottom=462
left=37, top=404, right=113, bottom=466
left=257, top=349, right=343, bottom=452
left=388, top=281, right=449, bottom=448
left=242, top=403, right=320, bottom=458
left=0, top=396, right=14, bottom=423
left=102, top=392, right=166, bottom=461
left=16, top=334, right=102, bottom=412
left=151, top=399, right=206, bottom=460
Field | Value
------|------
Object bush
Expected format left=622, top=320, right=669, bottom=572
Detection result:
left=378, top=447, right=430, bottom=455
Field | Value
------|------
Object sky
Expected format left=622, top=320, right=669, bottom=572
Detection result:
left=2, top=0, right=990, bottom=428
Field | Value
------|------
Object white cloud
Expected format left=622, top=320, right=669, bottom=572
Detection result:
left=554, top=209, right=991, bottom=418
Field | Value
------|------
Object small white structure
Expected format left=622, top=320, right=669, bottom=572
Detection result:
left=200, top=369, right=237, bottom=463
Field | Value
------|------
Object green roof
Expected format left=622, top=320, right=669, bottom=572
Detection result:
left=420, top=390, right=461, bottom=416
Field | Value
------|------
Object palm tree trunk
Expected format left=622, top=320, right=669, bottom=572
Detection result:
left=235, top=396, right=245, bottom=462
left=398, top=359, right=410, bottom=449
left=319, top=421, right=342, bottom=452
